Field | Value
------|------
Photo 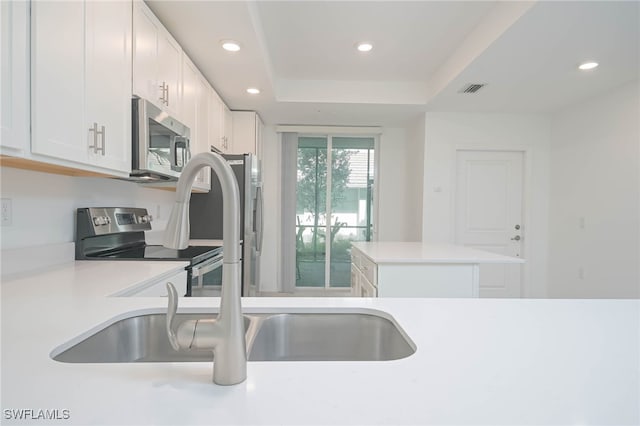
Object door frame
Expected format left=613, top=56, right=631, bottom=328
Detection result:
left=451, top=146, right=533, bottom=297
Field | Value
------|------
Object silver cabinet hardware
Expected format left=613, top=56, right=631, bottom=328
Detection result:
left=89, top=122, right=100, bottom=154
left=511, top=235, right=521, bottom=241
left=515, top=224, right=521, bottom=230
left=159, top=81, right=169, bottom=105
left=89, top=123, right=106, bottom=155
left=97, top=125, right=106, bottom=155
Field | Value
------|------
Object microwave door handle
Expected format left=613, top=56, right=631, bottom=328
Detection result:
left=172, top=136, right=189, bottom=171
left=170, top=137, right=178, bottom=171
left=177, top=136, right=190, bottom=167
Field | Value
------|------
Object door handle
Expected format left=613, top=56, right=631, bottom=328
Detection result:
left=511, top=235, right=521, bottom=241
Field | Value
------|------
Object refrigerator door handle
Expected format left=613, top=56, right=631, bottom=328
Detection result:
left=255, top=184, right=264, bottom=252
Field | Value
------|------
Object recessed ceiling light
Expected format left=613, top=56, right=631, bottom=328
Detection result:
left=246, top=87, right=260, bottom=95
left=578, top=61, right=599, bottom=70
left=356, top=42, right=373, bottom=52
left=221, top=40, right=241, bottom=52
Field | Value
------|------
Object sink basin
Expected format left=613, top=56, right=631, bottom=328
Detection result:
left=52, top=313, right=254, bottom=363
left=248, top=313, right=415, bottom=361
left=52, top=310, right=415, bottom=363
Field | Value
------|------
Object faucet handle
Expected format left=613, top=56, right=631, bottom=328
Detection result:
left=166, top=282, right=180, bottom=351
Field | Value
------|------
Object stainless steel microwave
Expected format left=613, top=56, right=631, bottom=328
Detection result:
left=130, top=98, right=191, bottom=182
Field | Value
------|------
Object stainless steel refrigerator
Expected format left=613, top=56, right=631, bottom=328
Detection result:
left=189, top=153, right=263, bottom=296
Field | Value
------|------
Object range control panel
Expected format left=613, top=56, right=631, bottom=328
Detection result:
left=77, top=207, right=153, bottom=237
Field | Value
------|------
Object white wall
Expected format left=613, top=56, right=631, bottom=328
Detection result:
left=377, top=126, right=424, bottom=241
left=421, top=112, right=551, bottom=297
left=257, top=125, right=281, bottom=293
left=548, top=82, right=640, bottom=299
left=0, top=167, right=176, bottom=249
left=403, top=115, right=425, bottom=241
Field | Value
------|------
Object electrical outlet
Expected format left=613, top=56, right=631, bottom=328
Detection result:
left=1, top=198, right=13, bottom=226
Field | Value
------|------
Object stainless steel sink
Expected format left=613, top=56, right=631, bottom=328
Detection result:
left=248, top=313, right=415, bottom=361
left=51, top=310, right=415, bottom=363
left=52, top=314, right=254, bottom=363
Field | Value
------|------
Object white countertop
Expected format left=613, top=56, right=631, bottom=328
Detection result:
left=1, top=261, right=637, bottom=425
left=352, top=242, right=525, bottom=264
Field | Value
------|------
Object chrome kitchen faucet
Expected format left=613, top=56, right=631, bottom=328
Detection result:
left=163, top=152, right=247, bottom=385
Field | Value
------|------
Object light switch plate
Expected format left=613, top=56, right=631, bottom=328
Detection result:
left=1, top=198, right=13, bottom=226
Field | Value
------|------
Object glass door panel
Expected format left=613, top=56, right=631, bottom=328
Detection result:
left=295, top=135, right=375, bottom=290
left=328, top=137, right=375, bottom=288
left=296, top=137, right=327, bottom=287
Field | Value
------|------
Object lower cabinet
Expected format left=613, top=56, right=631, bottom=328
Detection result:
left=350, top=251, right=377, bottom=297
left=351, top=246, right=479, bottom=298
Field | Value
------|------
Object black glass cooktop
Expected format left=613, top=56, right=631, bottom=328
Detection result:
left=89, top=245, right=222, bottom=264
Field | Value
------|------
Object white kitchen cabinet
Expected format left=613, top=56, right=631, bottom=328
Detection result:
left=133, top=1, right=181, bottom=117
left=359, top=273, right=377, bottom=297
left=351, top=244, right=477, bottom=298
left=351, top=242, right=523, bottom=298
left=208, top=88, right=224, bottom=152
left=1, top=0, right=29, bottom=156
left=30, top=0, right=131, bottom=175
left=222, top=103, right=233, bottom=153
left=350, top=249, right=377, bottom=297
left=181, top=54, right=197, bottom=137
left=182, top=54, right=210, bottom=192
left=231, top=111, right=264, bottom=157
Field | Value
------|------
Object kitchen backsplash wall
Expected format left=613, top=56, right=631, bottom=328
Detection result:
left=0, top=167, right=176, bottom=250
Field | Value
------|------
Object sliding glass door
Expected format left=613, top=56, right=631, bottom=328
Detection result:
left=295, top=136, right=375, bottom=289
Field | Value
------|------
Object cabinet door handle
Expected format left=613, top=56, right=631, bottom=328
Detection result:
left=98, top=125, right=106, bottom=156
left=88, top=122, right=99, bottom=154
left=159, top=81, right=168, bottom=105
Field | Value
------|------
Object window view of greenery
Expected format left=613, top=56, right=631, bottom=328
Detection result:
left=296, top=137, right=375, bottom=287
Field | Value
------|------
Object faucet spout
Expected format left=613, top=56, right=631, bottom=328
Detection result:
left=163, top=152, right=246, bottom=386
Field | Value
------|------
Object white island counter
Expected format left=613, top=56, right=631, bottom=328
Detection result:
left=1, top=261, right=638, bottom=425
left=351, top=242, right=524, bottom=297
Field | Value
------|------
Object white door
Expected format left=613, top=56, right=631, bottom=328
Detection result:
left=455, top=150, right=524, bottom=298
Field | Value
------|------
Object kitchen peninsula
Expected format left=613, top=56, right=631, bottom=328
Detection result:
left=1, top=259, right=637, bottom=425
left=351, top=242, right=524, bottom=297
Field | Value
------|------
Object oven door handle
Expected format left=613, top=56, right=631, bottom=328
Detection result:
left=192, top=255, right=223, bottom=277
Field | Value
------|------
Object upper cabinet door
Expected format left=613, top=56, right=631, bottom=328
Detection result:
left=1, top=0, right=29, bottom=155
left=132, top=1, right=182, bottom=118
left=157, top=33, right=181, bottom=117
left=31, top=0, right=131, bottom=175
left=222, top=103, right=233, bottom=153
left=31, top=0, right=86, bottom=163
left=132, top=2, right=158, bottom=103
left=85, top=0, right=131, bottom=172
left=208, top=88, right=224, bottom=152
left=184, top=55, right=210, bottom=191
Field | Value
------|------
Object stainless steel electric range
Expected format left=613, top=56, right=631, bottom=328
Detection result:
left=75, top=207, right=222, bottom=297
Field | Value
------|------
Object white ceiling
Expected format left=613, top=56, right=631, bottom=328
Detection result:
left=147, top=0, right=640, bottom=126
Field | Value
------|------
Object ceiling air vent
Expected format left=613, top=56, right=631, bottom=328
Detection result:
left=458, top=83, right=486, bottom=94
